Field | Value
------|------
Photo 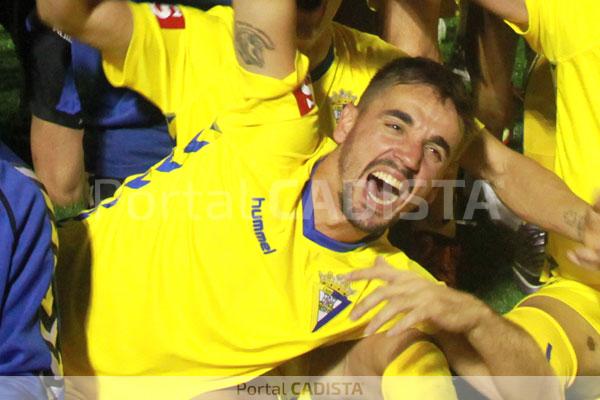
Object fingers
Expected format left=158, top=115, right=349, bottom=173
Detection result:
left=350, top=285, right=403, bottom=321
left=350, top=276, right=432, bottom=320
left=386, top=306, right=430, bottom=337
left=364, top=302, right=409, bottom=336
left=350, top=271, right=437, bottom=320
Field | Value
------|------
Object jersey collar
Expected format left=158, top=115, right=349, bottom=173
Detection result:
left=309, top=45, right=335, bottom=82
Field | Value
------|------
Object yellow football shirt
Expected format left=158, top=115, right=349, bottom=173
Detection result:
left=105, top=4, right=403, bottom=147
left=508, top=0, right=600, bottom=286
left=523, top=56, right=556, bottom=172
left=57, top=6, right=437, bottom=397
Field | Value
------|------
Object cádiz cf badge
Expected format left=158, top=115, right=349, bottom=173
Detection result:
left=329, top=90, right=357, bottom=122
left=313, top=272, right=355, bottom=332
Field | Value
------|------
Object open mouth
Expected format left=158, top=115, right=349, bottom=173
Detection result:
left=366, top=171, right=404, bottom=206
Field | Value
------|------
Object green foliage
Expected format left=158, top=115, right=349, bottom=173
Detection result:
left=0, top=28, right=22, bottom=142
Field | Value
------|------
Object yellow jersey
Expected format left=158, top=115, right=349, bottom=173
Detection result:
left=508, top=0, right=600, bottom=285
left=57, top=5, right=436, bottom=397
left=523, top=55, right=556, bottom=172
left=106, top=3, right=402, bottom=147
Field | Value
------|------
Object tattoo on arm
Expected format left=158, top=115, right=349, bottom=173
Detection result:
left=234, top=21, right=275, bottom=68
left=564, top=210, right=585, bottom=241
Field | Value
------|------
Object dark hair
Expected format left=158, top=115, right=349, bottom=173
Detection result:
left=359, top=57, right=476, bottom=157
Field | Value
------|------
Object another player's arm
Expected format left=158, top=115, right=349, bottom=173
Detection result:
left=461, top=129, right=593, bottom=247
left=36, top=0, right=132, bottom=66
left=232, top=0, right=296, bottom=78
left=375, top=0, right=444, bottom=61
left=468, top=0, right=528, bottom=28
left=30, top=116, right=88, bottom=208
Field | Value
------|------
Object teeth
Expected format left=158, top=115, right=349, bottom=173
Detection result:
left=372, top=171, right=403, bottom=192
left=368, top=190, right=398, bottom=205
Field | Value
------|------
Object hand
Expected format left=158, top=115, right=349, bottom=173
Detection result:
left=567, top=196, right=600, bottom=270
left=347, top=257, right=493, bottom=337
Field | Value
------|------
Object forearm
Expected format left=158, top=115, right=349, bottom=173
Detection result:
left=30, top=117, right=88, bottom=208
left=462, top=130, right=589, bottom=243
left=498, top=154, right=587, bottom=242
left=466, top=310, right=560, bottom=400
left=378, top=0, right=442, bottom=61
left=466, top=6, right=518, bottom=137
left=36, top=0, right=131, bottom=64
left=36, top=0, right=98, bottom=36
left=468, top=0, right=528, bottom=27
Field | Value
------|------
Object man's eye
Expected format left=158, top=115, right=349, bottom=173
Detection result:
left=387, top=123, right=403, bottom=132
left=426, top=145, right=443, bottom=162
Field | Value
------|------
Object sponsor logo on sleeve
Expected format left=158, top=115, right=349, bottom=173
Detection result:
left=293, top=80, right=316, bottom=117
left=151, top=3, right=186, bottom=29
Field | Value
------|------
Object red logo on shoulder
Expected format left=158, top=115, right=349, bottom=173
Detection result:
left=294, top=80, right=316, bottom=117
left=151, top=4, right=185, bottom=29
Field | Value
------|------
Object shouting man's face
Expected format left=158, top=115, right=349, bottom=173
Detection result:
left=333, top=83, right=464, bottom=234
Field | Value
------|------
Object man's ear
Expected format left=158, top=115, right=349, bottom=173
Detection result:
left=332, top=103, right=358, bottom=144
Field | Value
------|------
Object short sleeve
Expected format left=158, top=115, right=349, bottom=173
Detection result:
left=213, top=52, right=324, bottom=178
left=102, top=3, right=230, bottom=116
left=506, top=0, right=600, bottom=62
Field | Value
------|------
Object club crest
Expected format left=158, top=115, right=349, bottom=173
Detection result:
left=329, top=90, right=357, bottom=122
left=313, top=272, right=355, bottom=332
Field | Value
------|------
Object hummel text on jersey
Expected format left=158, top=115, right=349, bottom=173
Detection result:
left=251, top=198, right=276, bottom=255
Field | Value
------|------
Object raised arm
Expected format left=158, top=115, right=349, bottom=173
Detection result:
left=232, top=0, right=296, bottom=79
left=461, top=129, right=590, bottom=244
left=36, top=0, right=132, bottom=66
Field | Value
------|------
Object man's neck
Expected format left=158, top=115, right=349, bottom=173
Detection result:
left=299, top=27, right=334, bottom=72
left=310, top=152, right=371, bottom=244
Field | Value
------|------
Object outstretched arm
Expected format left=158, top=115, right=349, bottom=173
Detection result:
left=461, top=129, right=600, bottom=269
left=233, top=0, right=296, bottom=79
left=347, top=258, right=561, bottom=400
left=36, top=0, right=132, bottom=66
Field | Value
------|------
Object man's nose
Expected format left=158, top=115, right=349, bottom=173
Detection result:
left=395, top=139, right=423, bottom=177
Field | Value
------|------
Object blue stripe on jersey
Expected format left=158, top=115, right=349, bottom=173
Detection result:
left=102, top=198, right=119, bottom=209
left=0, top=159, right=55, bottom=377
left=184, top=132, right=210, bottom=153
left=126, top=172, right=151, bottom=189
left=156, top=154, right=182, bottom=172
left=545, top=343, right=553, bottom=361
